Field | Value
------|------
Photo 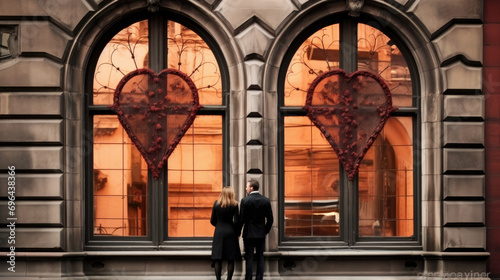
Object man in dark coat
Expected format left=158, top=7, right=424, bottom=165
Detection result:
left=239, top=179, right=273, bottom=280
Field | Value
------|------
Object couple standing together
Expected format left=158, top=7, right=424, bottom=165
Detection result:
left=210, top=180, right=273, bottom=280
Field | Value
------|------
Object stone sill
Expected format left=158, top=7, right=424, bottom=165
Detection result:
left=8, top=250, right=490, bottom=259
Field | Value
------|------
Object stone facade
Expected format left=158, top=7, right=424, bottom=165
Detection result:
left=0, top=0, right=492, bottom=278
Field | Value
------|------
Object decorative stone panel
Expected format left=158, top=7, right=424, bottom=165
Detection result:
left=443, top=175, right=485, bottom=198
left=246, top=145, right=263, bottom=173
left=0, top=119, right=63, bottom=143
left=246, top=90, right=263, bottom=117
left=0, top=92, right=63, bottom=116
left=215, top=0, right=296, bottom=31
left=19, top=21, right=72, bottom=59
left=0, top=147, right=64, bottom=171
left=408, top=0, right=481, bottom=35
left=441, top=61, right=482, bottom=93
left=0, top=201, right=64, bottom=226
left=235, top=23, right=274, bottom=58
left=0, top=58, right=63, bottom=88
left=443, top=227, right=486, bottom=250
left=444, top=201, right=485, bottom=225
left=443, top=148, right=484, bottom=172
left=0, top=174, right=63, bottom=199
left=433, top=24, right=483, bottom=64
left=443, top=122, right=484, bottom=145
left=443, top=95, right=485, bottom=119
left=244, top=59, right=265, bottom=89
left=247, top=117, right=263, bottom=145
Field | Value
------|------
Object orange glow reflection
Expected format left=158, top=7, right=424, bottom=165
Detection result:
left=167, top=116, right=222, bottom=237
left=92, top=19, right=223, bottom=238
left=93, top=115, right=148, bottom=236
left=283, top=23, right=414, bottom=238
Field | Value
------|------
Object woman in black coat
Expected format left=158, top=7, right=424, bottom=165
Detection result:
left=210, top=186, right=241, bottom=280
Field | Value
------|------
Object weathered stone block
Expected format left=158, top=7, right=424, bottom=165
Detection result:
left=409, top=0, right=481, bottom=35
left=443, top=148, right=484, bottom=172
left=215, top=0, right=296, bottom=30
left=0, top=92, right=62, bottom=116
left=433, top=24, right=482, bottom=63
left=0, top=119, right=63, bottom=143
left=0, top=174, right=63, bottom=199
left=441, top=61, right=482, bottom=92
left=235, top=23, right=274, bottom=58
left=247, top=117, right=263, bottom=144
left=443, top=227, right=486, bottom=250
left=244, top=60, right=264, bottom=89
left=247, top=90, right=263, bottom=117
left=0, top=58, right=63, bottom=88
left=246, top=145, right=263, bottom=173
left=1, top=0, right=93, bottom=32
left=443, top=95, right=484, bottom=119
left=0, top=228, right=64, bottom=249
left=443, top=122, right=484, bottom=145
left=0, top=147, right=64, bottom=171
left=19, top=21, right=72, bottom=59
left=444, top=175, right=485, bottom=198
left=0, top=201, right=63, bottom=225
left=444, top=201, right=485, bottom=225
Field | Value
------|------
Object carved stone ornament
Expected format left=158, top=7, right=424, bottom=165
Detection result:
left=147, top=0, right=160, bottom=13
left=346, top=0, right=364, bottom=17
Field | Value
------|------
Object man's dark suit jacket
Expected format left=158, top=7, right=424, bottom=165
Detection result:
left=240, top=192, right=273, bottom=239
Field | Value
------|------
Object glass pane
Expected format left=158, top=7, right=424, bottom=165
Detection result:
left=93, top=20, right=149, bottom=105
left=284, top=24, right=340, bottom=106
left=167, top=21, right=222, bottom=105
left=358, top=117, right=413, bottom=237
left=167, top=116, right=222, bottom=237
left=93, top=115, right=148, bottom=236
left=357, top=24, right=413, bottom=107
left=284, top=116, right=340, bottom=237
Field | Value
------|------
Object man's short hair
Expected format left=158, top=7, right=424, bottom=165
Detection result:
left=248, top=179, right=259, bottom=191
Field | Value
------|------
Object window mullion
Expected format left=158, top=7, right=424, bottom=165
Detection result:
left=340, top=17, right=359, bottom=246
left=148, top=14, right=168, bottom=245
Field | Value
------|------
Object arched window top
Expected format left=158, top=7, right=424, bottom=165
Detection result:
left=283, top=22, right=414, bottom=108
left=93, top=19, right=223, bottom=106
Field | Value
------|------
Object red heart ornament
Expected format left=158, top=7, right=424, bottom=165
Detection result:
left=110, top=68, right=202, bottom=179
left=303, top=69, right=397, bottom=180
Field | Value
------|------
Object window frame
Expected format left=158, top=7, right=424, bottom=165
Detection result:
left=277, top=14, right=421, bottom=248
left=85, top=11, right=230, bottom=249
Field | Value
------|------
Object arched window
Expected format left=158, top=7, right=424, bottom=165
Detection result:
left=279, top=17, right=418, bottom=245
left=87, top=13, right=227, bottom=246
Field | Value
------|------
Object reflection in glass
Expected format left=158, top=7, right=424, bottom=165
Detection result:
left=167, top=116, right=222, bottom=237
left=93, top=115, right=148, bottom=236
left=284, top=24, right=340, bottom=106
left=93, top=20, right=149, bottom=105
left=282, top=22, right=415, bottom=239
left=357, top=24, right=413, bottom=107
left=284, top=117, right=340, bottom=237
left=358, top=117, right=414, bottom=237
left=92, top=19, right=224, bottom=239
left=93, top=20, right=222, bottom=106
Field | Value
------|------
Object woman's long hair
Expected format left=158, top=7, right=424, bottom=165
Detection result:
left=217, top=186, right=238, bottom=208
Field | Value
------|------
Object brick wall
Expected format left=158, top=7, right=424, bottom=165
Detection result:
left=484, top=0, right=500, bottom=277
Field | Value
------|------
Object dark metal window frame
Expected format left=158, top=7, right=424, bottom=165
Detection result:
left=277, top=14, right=422, bottom=249
left=84, top=11, right=229, bottom=250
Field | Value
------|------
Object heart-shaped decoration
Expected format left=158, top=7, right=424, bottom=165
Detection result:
left=303, top=69, right=397, bottom=180
left=110, top=68, right=202, bottom=179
